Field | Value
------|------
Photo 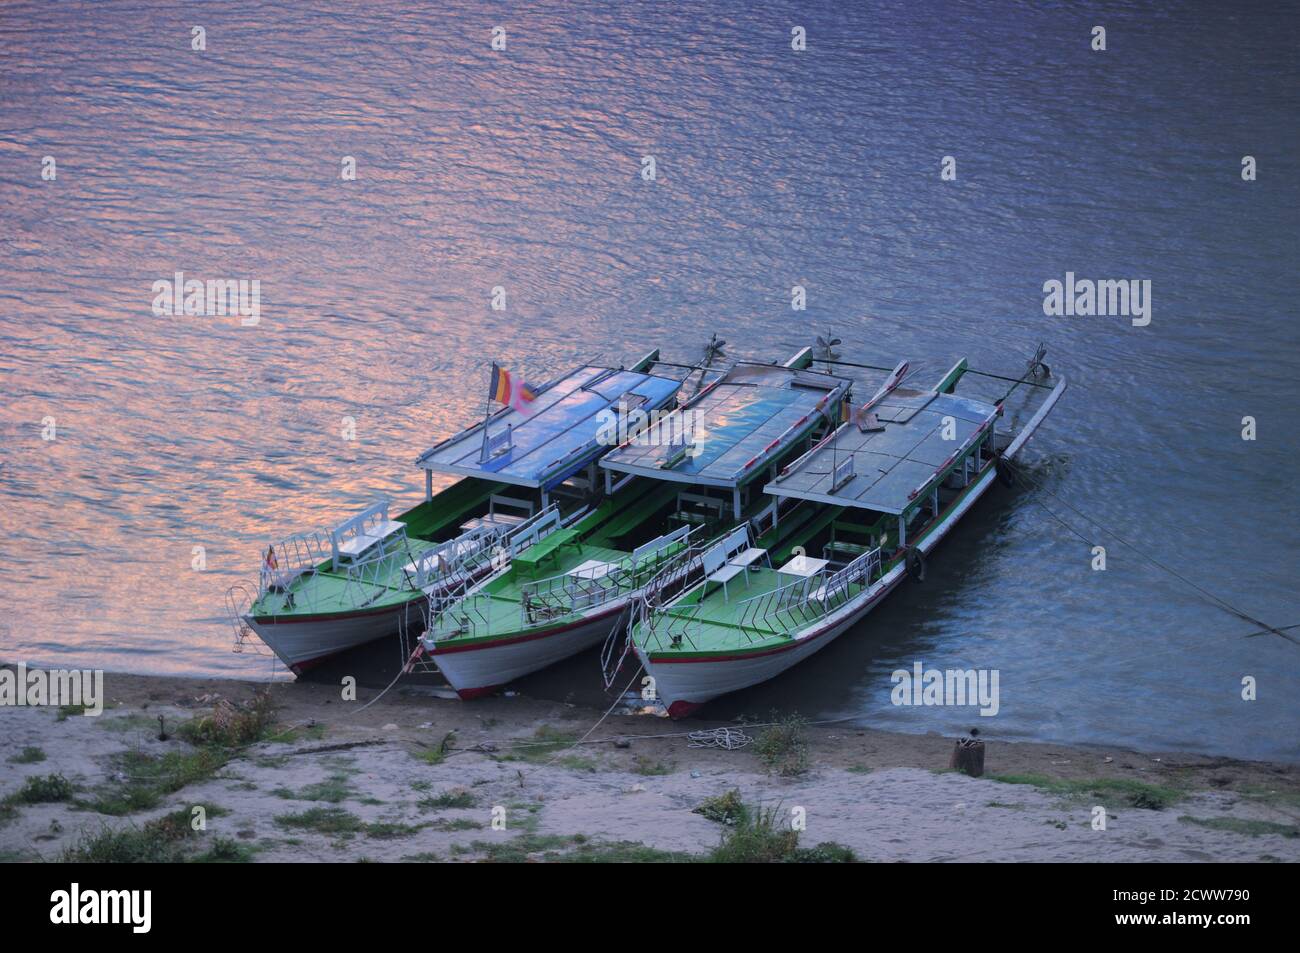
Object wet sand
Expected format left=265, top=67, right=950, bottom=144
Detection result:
left=2, top=669, right=1298, bottom=862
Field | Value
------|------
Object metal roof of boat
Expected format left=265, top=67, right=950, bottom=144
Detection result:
left=763, top=387, right=1001, bottom=515
left=415, top=364, right=682, bottom=489
left=598, top=362, right=851, bottom=489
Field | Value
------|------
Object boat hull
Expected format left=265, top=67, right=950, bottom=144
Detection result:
left=244, top=598, right=424, bottom=675
left=427, top=604, right=625, bottom=699
left=643, top=466, right=999, bottom=716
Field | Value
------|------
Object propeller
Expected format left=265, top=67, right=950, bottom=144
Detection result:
left=1026, top=342, right=1051, bottom=379
left=814, top=331, right=842, bottom=360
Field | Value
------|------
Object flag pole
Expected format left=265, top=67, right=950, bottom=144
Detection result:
left=479, top=362, right=495, bottom=463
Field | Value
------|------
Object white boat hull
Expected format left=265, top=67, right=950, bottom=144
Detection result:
left=244, top=599, right=423, bottom=674
left=643, top=466, right=999, bottom=717
left=427, top=603, right=625, bottom=699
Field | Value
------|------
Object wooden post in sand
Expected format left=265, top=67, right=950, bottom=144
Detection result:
left=949, top=736, right=985, bottom=777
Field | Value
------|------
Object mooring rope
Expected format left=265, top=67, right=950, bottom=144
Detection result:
left=688, top=727, right=753, bottom=750
left=1000, top=456, right=1299, bottom=647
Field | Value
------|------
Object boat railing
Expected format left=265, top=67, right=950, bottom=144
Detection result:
left=420, top=505, right=573, bottom=641
left=627, top=532, right=722, bottom=652
left=256, top=527, right=334, bottom=598
left=519, top=525, right=700, bottom=625
left=736, top=547, right=881, bottom=636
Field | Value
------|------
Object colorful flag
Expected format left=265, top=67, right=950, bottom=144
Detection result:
left=489, top=363, right=537, bottom=413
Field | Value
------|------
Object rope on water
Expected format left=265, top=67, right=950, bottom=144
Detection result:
left=1001, top=456, right=1299, bottom=648
left=688, top=727, right=752, bottom=750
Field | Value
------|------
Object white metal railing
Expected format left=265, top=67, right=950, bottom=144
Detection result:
left=420, top=504, right=577, bottom=642
left=626, top=532, right=723, bottom=652
left=519, top=525, right=696, bottom=625
left=735, top=547, right=881, bottom=636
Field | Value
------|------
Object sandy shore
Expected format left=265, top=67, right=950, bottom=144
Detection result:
left=2, top=669, right=1297, bottom=862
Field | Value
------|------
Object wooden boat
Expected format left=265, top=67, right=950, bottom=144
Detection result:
left=626, top=353, right=1067, bottom=716
left=228, top=352, right=681, bottom=673
left=416, top=351, right=855, bottom=698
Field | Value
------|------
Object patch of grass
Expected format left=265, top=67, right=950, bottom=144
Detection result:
left=632, top=756, right=673, bottom=776
left=471, top=833, right=580, bottom=863
left=559, top=840, right=694, bottom=863
left=10, top=773, right=74, bottom=804
left=274, top=807, right=365, bottom=835
left=81, top=748, right=225, bottom=816
left=79, top=695, right=281, bottom=817
left=282, top=770, right=355, bottom=804
left=846, top=764, right=872, bottom=774
left=413, top=731, right=457, bottom=765
left=59, top=808, right=237, bottom=863
left=428, top=817, right=483, bottom=832
left=192, top=837, right=254, bottom=863
left=418, top=789, right=476, bottom=811
left=754, top=713, right=810, bottom=777
left=280, top=722, right=327, bottom=743
left=1238, top=785, right=1300, bottom=811
left=364, top=821, right=427, bottom=839
left=989, top=773, right=1184, bottom=810
left=177, top=691, right=277, bottom=748
left=403, top=851, right=441, bottom=862
left=707, top=802, right=857, bottom=863
left=1179, top=816, right=1300, bottom=838
left=694, top=789, right=748, bottom=827
left=100, top=713, right=160, bottom=733
left=986, top=801, right=1027, bottom=810
left=505, top=725, right=577, bottom=764
left=57, top=704, right=93, bottom=721
left=8, top=746, right=46, bottom=764
left=708, top=802, right=798, bottom=862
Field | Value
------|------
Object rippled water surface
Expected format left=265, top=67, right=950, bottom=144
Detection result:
left=2, top=1, right=1297, bottom=760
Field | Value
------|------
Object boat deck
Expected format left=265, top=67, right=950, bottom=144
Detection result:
left=639, top=564, right=873, bottom=654
left=251, top=536, right=431, bottom=618
left=432, top=541, right=633, bottom=641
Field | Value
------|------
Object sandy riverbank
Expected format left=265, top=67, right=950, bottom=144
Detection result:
left=2, top=668, right=1297, bottom=862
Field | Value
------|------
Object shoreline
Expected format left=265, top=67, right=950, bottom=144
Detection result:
left=3, top=668, right=1298, bottom=862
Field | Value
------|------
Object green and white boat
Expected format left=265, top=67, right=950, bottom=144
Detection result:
left=627, top=353, right=1067, bottom=717
left=229, top=352, right=681, bottom=673
left=417, top=352, right=854, bottom=698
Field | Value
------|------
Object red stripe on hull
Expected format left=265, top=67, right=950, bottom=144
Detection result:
left=427, top=604, right=623, bottom=654
left=667, top=699, right=702, bottom=719
left=455, top=684, right=504, bottom=700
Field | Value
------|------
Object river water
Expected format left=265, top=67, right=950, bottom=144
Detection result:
left=2, top=0, right=1297, bottom=760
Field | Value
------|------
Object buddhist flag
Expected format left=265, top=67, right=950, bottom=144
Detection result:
left=489, top=363, right=537, bottom=413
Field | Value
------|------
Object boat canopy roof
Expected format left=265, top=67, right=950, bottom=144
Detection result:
left=599, top=362, right=851, bottom=490
left=763, top=386, right=1000, bottom=515
left=415, top=364, right=682, bottom=490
